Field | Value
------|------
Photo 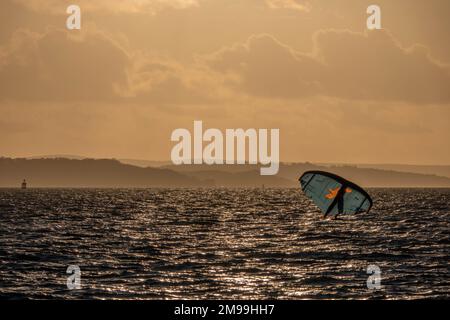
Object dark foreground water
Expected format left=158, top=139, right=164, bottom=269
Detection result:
left=0, top=188, right=448, bottom=299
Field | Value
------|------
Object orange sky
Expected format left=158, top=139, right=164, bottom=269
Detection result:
left=0, top=0, right=449, bottom=164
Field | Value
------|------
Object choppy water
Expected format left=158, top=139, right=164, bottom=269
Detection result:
left=0, top=188, right=448, bottom=299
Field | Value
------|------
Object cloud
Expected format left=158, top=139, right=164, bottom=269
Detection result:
left=266, top=0, right=311, bottom=12
left=14, top=0, right=311, bottom=15
left=13, top=0, right=199, bottom=15
left=205, top=30, right=450, bottom=104
left=313, top=29, right=450, bottom=104
left=0, top=27, right=130, bottom=101
left=2, top=24, right=449, bottom=106
left=0, top=26, right=225, bottom=104
left=126, top=55, right=226, bottom=105
left=205, top=34, right=323, bottom=99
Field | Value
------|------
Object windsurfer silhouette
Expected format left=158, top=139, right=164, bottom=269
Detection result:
left=323, top=184, right=348, bottom=220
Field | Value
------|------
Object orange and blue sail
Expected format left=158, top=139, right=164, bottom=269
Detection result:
left=299, top=171, right=373, bottom=216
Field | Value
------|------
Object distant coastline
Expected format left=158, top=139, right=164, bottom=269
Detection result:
left=1, top=157, right=450, bottom=188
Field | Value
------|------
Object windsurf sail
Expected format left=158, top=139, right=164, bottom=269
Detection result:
left=299, top=171, right=373, bottom=217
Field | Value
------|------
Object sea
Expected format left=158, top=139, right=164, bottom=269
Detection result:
left=0, top=188, right=448, bottom=299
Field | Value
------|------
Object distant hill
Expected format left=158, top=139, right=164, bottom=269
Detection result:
left=279, top=163, right=450, bottom=187
left=119, top=159, right=172, bottom=168
left=0, top=158, right=206, bottom=188
left=26, top=154, right=88, bottom=160
left=164, top=163, right=450, bottom=188
left=23, top=155, right=450, bottom=178
left=1, top=158, right=450, bottom=188
left=352, top=164, right=450, bottom=179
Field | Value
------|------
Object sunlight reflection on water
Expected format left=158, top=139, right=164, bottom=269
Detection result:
left=0, top=188, right=449, bottom=299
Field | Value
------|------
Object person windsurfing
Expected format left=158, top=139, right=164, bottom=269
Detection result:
left=299, top=171, right=373, bottom=220
left=323, top=184, right=348, bottom=220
